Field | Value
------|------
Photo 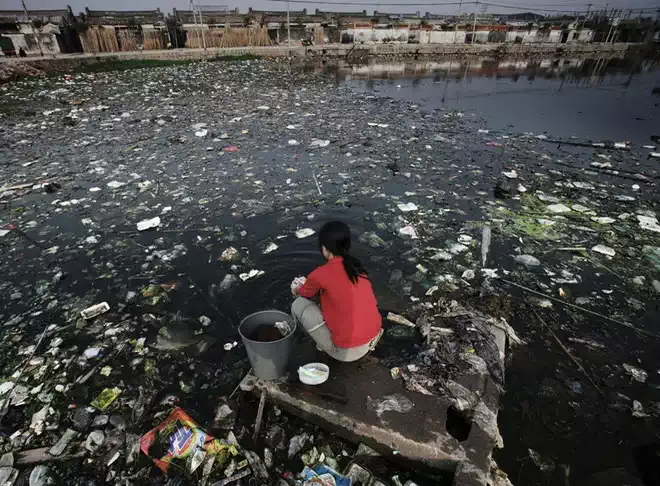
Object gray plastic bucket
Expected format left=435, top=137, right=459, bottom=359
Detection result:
left=238, top=310, right=297, bottom=381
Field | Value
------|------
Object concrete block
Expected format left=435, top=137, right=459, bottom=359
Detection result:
left=242, top=343, right=503, bottom=486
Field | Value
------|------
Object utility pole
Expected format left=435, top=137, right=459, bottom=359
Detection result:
left=582, top=3, right=592, bottom=30
left=191, top=0, right=199, bottom=49
left=198, top=2, right=206, bottom=50
left=454, top=0, right=462, bottom=44
left=194, top=6, right=198, bottom=47
left=605, top=16, right=615, bottom=43
left=21, top=0, right=43, bottom=57
left=472, top=1, right=478, bottom=44
left=287, top=0, right=291, bottom=55
left=190, top=0, right=206, bottom=50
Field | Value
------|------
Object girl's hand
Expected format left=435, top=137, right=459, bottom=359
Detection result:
left=291, top=276, right=306, bottom=296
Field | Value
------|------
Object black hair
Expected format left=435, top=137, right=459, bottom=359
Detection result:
left=319, top=221, right=368, bottom=284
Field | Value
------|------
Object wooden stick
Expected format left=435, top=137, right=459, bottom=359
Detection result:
left=312, top=172, right=322, bottom=196
left=228, top=368, right=251, bottom=400
left=211, top=469, right=251, bottom=486
left=0, top=180, right=49, bottom=193
left=500, top=278, right=660, bottom=339
left=582, top=254, right=626, bottom=280
left=75, top=343, right=126, bottom=385
left=15, top=446, right=87, bottom=466
left=530, top=306, right=603, bottom=395
left=0, top=319, right=52, bottom=420
left=543, top=139, right=630, bottom=151
left=552, top=159, right=655, bottom=182
left=252, top=389, right=267, bottom=440
left=553, top=248, right=625, bottom=280
left=481, top=224, right=491, bottom=267
left=111, top=228, right=222, bottom=235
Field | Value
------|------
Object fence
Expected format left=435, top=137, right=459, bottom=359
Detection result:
left=143, top=29, right=167, bottom=50
left=185, top=25, right=272, bottom=48
left=79, top=26, right=119, bottom=53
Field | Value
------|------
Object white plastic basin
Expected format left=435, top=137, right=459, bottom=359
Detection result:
left=298, top=362, right=329, bottom=385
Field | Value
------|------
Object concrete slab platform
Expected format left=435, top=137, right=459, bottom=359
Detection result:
left=241, top=322, right=508, bottom=486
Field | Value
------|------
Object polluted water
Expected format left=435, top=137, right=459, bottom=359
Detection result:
left=0, top=55, right=658, bottom=486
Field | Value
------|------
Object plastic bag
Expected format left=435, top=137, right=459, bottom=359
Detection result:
left=366, top=393, right=414, bottom=415
left=301, top=464, right=351, bottom=486
left=140, top=407, right=239, bottom=474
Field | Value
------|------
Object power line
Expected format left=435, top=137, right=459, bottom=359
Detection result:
left=267, top=0, right=476, bottom=6
left=478, top=1, right=598, bottom=6
left=266, top=0, right=655, bottom=10
left=480, top=1, right=650, bottom=12
left=480, top=1, right=587, bottom=12
left=494, top=3, right=594, bottom=6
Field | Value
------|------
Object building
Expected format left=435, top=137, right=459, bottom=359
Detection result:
left=78, top=8, right=169, bottom=53
left=174, top=8, right=271, bottom=48
left=338, top=11, right=424, bottom=44
left=0, top=5, right=654, bottom=56
left=0, top=7, right=80, bottom=56
left=241, top=8, right=350, bottom=44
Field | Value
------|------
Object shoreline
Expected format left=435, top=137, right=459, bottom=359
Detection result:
left=0, top=42, right=648, bottom=83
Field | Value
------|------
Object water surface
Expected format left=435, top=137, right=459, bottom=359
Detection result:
left=335, top=57, right=660, bottom=145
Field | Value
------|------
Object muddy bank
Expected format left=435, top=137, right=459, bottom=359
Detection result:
left=0, top=55, right=261, bottom=84
left=0, top=41, right=641, bottom=84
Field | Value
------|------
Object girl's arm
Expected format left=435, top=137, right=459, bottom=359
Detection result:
left=297, top=270, right=322, bottom=298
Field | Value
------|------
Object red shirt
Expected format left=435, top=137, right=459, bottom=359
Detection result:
left=297, top=257, right=382, bottom=348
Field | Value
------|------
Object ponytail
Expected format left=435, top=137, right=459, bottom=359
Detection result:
left=341, top=253, right=368, bottom=284
left=318, top=220, right=368, bottom=284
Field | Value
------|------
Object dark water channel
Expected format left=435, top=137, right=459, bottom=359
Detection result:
left=157, top=55, right=660, bottom=486
left=333, top=56, right=660, bottom=145
left=318, top=55, right=660, bottom=486
left=1, top=56, right=659, bottom=486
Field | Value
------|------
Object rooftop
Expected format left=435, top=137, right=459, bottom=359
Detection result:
left=83, top=8, right=164, bottom=25
left=248, top=8, right=308, bottom=17
left=173, top=8, right=245, bottom=25
left=0, top=8, right=72, bottom=23
left=315, top=9, right=369, bottom=17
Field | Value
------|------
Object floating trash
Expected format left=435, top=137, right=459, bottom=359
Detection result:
left=296, top=228, right=315, bottom=239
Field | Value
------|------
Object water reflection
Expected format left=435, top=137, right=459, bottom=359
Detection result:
left=319, top=56, right=658, bottom=88
left=308, top=55, right=660, bottom=144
